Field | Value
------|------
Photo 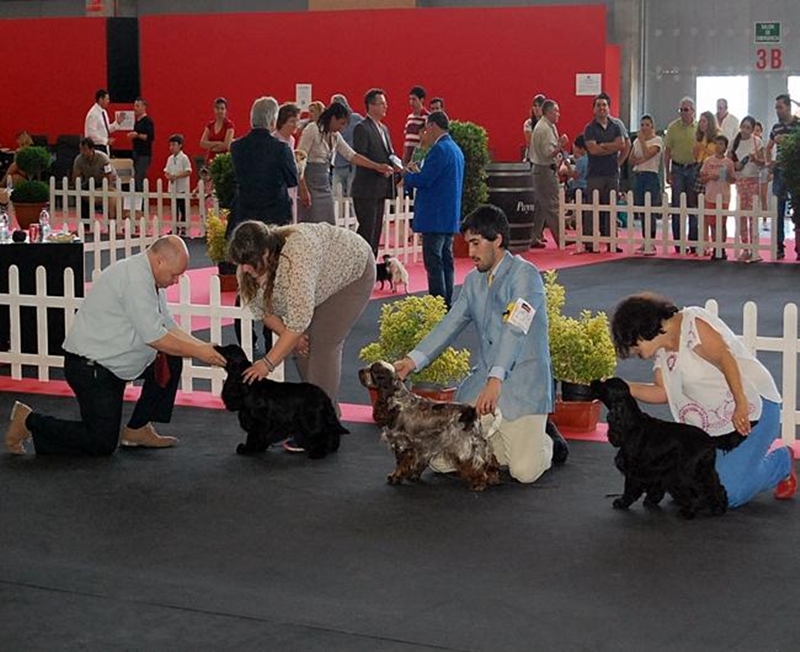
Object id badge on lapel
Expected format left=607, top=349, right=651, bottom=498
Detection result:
left=502, top=298, right=535, bottom=334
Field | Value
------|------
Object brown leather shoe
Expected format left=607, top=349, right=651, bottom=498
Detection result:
left=6, top=401, right=32, bottom=454
left=120, top=423, right=178, bottom=448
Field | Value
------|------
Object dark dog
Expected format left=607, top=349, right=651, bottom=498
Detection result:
left=216, top=344, right=348, bottom=459
left=376, top=256, right=393, bottom=291
left=359, top=361, right=500, bottom=491
left=591, top=377, right=745, bottom=519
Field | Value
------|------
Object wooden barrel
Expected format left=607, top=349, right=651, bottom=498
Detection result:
left=486, top=162, right=535, bottom=251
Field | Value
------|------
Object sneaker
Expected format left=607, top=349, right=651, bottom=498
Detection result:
left=642, top=245, right=656, bottom=256
left=746, top=254, right=762, bottom=264
left=281, top=437, right=306, bottom=453
left=737, top=250, right=751, bottom=263
left=774, top=446, right=797, bottom=500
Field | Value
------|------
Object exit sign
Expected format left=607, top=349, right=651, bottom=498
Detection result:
left=754, top=22, right=781, bottom=44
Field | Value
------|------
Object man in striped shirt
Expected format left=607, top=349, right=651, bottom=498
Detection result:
left=402, top=86, right=429, bottom=166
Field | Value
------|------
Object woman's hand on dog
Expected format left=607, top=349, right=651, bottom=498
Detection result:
left=732, top=403, right=752, bottom=435
left=393, top=357, right=416, bottom=380
left=475, top=378, right=502, bottom=416
left=242, top=360, right=270, bottom=384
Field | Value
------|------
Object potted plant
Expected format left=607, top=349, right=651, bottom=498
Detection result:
left=11, top=145, right=52, bottom=229
left=209, top=152, right=235, bottom=211
left=544, top=270, right=617, bottom=431
left=205, top=208, right=237, bottom=292
left=359, top=295, right=471, bottom=420
left=778, top=129, right=800, bottom=201
left=449, top=120, right=490, bottom=257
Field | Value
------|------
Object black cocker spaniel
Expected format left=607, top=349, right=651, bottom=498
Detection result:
left=216, top=344, right=348, bottom=459
left=591, top=377, right=745, bottom=519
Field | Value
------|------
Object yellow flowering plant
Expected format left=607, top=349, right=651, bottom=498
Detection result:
left=359, top=295, right=471, bottom=388
left=544, top=270, right=617, bottom=385
left=205, top=208, right=230, bottom=265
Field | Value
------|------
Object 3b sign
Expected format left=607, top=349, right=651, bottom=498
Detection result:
left=755, top=48, right=783, bottom=70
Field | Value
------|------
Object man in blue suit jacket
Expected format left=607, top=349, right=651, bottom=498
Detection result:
left=403, top=111, right=464, bottom=308
left=395, top=205, right=566, bottom=483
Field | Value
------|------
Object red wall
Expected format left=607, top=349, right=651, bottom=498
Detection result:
left=1, top=6, right=614, bottom=171
left=1, top=18, right=108, bottom=146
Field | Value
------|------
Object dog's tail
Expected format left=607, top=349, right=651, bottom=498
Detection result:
left=323, top=400, right=350, bottom=436
left=714, top=430, right=747, bottom=452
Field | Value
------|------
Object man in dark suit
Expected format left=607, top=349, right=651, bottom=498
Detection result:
left=402, top=111, right=465, bottom=308
left=226, top=96, right=298, bottom=237
left=351, top=88, right=398, bottom=255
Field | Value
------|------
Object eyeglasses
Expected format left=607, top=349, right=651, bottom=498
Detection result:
left=679, top=108, right=693, bottom=113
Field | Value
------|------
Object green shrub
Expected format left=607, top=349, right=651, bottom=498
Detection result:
left=11, top=179, right=49, bottom=203
left=205, top=208, right=230, bottom=264
left=544, top=270, right=617, bottom=385
left=359, top=295, right=471, bottom=388
left=777, top=129, right=800, bottom=200
left=449, top=120, right=490, bottom=218
left=14, top=146, right=52, bottom=180
left=209, top=153, right=236, bottom=210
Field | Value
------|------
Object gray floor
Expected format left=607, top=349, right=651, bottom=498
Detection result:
left=2, top=257, right=799, bottom=651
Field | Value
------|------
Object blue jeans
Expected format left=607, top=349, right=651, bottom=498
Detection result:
left=634, top=171, right=661, bottom=238
left=715, top=399, right=792, bottom=507
left=669, top=164, right=698, bottom=245
left=772, top=169, right=793, bottom=254
left=422, top=233, right=455, bottom=309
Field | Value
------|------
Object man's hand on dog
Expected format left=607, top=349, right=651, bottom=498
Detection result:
left=199, top=344, right=227, bottom=367
left=393, top=357, right=416, bottom=380
left=475, top=378, right=502, bottom=416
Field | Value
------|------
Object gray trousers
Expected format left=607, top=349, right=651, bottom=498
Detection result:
left=293, top=253, right=376, bottom=412
left=531, top=165, right=561, bottom=246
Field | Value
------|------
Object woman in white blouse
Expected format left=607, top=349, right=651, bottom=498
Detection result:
left=228, top=219, right=376, bottom=417
left=611, top=293, right=796, bottom=507
left=297, top=102, right=392, bottom=224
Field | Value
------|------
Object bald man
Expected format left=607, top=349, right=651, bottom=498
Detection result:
left=5, top=236, right=227, bottom=456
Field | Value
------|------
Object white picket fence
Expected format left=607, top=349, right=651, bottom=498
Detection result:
left=559, top=188, right=780, bottom=260
left=1, top=270, right=798, bottom=445
left=0, top=265, right=275, bottom=394
left=43, top=179, right=421, bottom=266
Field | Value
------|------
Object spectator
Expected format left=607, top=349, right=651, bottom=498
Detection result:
left=698, top=134, right=734, bottom=260
left=402, top=111, right=465, bottom=308
left=164, top=134, right=192, bottom=227
left=272, top=102, right=302, bottom=222
left=766, top=93, right=800, bottom=260
left=629, top=114, right=663, bottom=254
left=730, top=116, right=764, bottom=262
left=199, top=97, right=235, bottom=166
left=330, top=94, right=362, bottom=198
left=522, top=94, right=546, bottom=163
left=84, top=89, right=124, bottom=155
left=429, top=97, right=445, bottom=113
left=716, top=98, right=739, bottom=145
left=126, top=98, right=155, bottom=192
left=73, top=137, right=117, bottom=219
left=0, top=131, right=34, bottom=188
left=664, top=97, right=699, bottom=253
left=351, top=88, right=401, bottom=255
left=402, top=86, right=428, bottom=166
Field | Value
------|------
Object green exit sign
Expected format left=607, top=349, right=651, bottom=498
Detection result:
left=754, top=21, right=781, bottom=43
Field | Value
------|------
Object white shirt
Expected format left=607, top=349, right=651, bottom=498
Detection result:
left=654, top=307, right=780, bottom=436
left=84, top=103, right=121, bottom=147
left=718, top=112, right=739, bottom=146
left=732, top=135, right=762, bottom=179
left=632, top=135, right=663, bottom=173
left=164, top=151, right=192, bottom=193
left=297, top=122, right=355, bottom=165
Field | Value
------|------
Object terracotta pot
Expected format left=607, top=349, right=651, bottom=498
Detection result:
left=218, top=273, right=238, bottom=293
left=13, top=201, right=48, bottom=230
left=549, top=398, right=602, bottom=433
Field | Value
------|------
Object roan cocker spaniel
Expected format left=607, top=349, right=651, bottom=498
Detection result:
left=591, top=377, right=745, bottom=519
left=216, top=344, right=348, bottom=459
left=359, top=361, right=500, bottom=491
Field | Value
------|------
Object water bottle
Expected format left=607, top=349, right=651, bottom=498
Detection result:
left=0, top=210, right=8, bottom=244
left=39, top=207, right=51, bottom=242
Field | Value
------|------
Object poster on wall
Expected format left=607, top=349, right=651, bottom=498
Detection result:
left=576, top=74, right=602, bottom=96
left=296, top=84, right=312, bottom=111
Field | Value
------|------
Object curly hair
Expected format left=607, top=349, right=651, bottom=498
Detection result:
left=610, top=293, right=679, bottom=358
left=227, top=221, right=295, bottom=312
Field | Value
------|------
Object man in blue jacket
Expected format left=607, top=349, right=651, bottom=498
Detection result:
left=402, top=111, right=464, bottom=308
left=394, top=205, right=568, bottom=483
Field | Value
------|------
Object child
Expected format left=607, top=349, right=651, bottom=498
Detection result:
left=164, top=133, right=192, bottom=229
left=730, top=116, right=764, bottom=263
left=699, top=135, right=735, bottom=260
